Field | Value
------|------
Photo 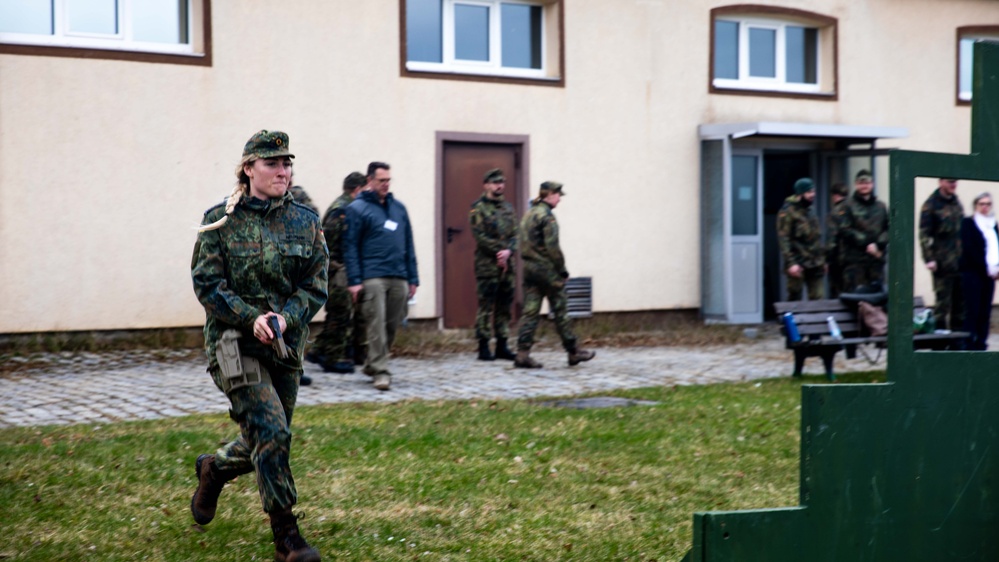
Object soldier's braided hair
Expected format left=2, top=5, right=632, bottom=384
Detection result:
left=197, top=160, right=253, bottom=232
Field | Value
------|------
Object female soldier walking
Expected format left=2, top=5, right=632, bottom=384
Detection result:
left=190, top=130, right=328, bottom=562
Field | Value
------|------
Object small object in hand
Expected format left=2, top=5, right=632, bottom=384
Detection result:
left=267, top=316, right=289, bottom=359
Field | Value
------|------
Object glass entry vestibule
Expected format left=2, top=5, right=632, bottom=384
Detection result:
left=699, top=122, right=906, bottom=324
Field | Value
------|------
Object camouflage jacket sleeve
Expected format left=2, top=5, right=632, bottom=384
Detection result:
left=281, top=220, right=329, bottom=330
left=825, top=211, right=841, bottom=256
left=470, top=205, right=505, bottom=255
left=541, top=214, right=566, bottom=275
left=322, top=207, right=347, bottom=266
left=918, top=199, right=937, bottom=263
left=837, top=205, right=869, bottom=250
left=776, top=207, right=798, bottom=266
left=191, top=220, right=264, bottom=330
left=876, top=203, right=890, bottom=250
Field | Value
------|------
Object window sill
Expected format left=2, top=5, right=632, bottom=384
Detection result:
left=0, top=42, right=210, bottom=66
left=710, top=83, right=837, bottom=101
left=402, top=64, right=563, bottom=87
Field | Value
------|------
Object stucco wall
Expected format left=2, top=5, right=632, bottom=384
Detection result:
left=1, top=0, right=996, bottom=333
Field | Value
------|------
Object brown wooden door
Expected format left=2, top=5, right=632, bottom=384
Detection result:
left=442, top=142, right=522, bottom=328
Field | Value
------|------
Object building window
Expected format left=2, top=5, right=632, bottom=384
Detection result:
left=957, top=28, right=999, bottom=103
left=710, top=6, right=836, bottom=98
left=0, top=0, right=209, bottom=64
left=403, top=0, right=562, bottom=83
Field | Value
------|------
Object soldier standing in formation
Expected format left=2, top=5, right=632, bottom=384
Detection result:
left=837, top=169, right=889, bottom=292
left=825, top=182, right=849, bottom=298
left=469, top=168, right=519, bottom=361
left=776, top=177, right=825, bottom=301
left=190, top=130, right=326, bottom=562
left=309, top=171, right=369, bottom=373
left=919, top=178, right=965, bottom=330
left=513, top=181, right=595, bottom=369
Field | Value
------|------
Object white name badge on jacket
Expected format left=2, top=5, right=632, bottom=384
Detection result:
left=384, top=220, right=398, bottom=231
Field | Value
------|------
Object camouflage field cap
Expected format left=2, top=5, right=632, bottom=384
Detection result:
left=343, top=171, right=367, bottom=190
left=539, top=181, right=565, bottom=197
left=483, top=168, right=505, bottom=183
left=242, top=130, right=295, bottom=161
left=855, top=169, right=873, bottom=182
left=793, top=177, right=815, bottom=194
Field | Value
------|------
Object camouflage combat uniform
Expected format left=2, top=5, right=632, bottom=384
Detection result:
left=837, top=191, right=889, bottom=292
left=191, top=191, right=329, bottom=513
left=515, top=200, right=578, bottom=352
left=776, top=194, right=826, bottom=301
left=919, top=188, right=965, bottom=330
left=469, top=194, right=518, bottom=341
left=826, top=199, right=847, bottom=298
left=312, top=191, right=367, bottom=363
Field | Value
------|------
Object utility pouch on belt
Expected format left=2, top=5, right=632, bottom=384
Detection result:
left=216, top=330, right=272, bottom=393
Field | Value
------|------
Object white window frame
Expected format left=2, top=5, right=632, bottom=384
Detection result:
left=958, top=35, right=999, bottom=102
left=406, top=0, right=547, bottom=79
left=713, top=16, right=821, bottom=95
left=0, top=0, right=195, bottom=56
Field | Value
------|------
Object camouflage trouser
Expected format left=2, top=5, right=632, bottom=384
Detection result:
left=786, top=267, right=825, bottom=301
left=312, top=279, right=366, bottom=362
left=475, top=274, right=515, bottom=340
left=932, top=272, right=965, bottom=331
left=209, top=364, right=301, bottom=514
left=516, top=269, right=577, bottom=352
left=841, top=260, right=885, bottom=293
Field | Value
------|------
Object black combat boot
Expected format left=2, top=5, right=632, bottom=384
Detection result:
left=494, top=338, right=516, bottom=361
left=567, top=347, right=596, bottom=366
left=477, top=338, right=495, bottom=361
left=270, top=508, right=321, bottom=562
left=191, top=454, right=241, bottom=525
left=300, top=374, right=313, bottom=386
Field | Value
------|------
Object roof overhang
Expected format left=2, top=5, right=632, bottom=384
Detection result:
left=698, top=121, right=909, bottom=141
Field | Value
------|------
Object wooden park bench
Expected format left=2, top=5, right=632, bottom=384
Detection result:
left=773, top=296, right=970, bottom=381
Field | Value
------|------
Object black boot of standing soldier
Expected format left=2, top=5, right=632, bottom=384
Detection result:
left=477, top=338, right=495, bottom=361
left=567, top=347, right=595, bottom=366
left=494, top=338, right=516, bottom=360
left=270, top=508, right=321, bottom=562
left=191, top=454, right=242, bottom=525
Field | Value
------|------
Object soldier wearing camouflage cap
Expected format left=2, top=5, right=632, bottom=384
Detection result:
left=191, top=129, right=327, bottom=562
left=513, top=181, right=595, bottom=369
left=308, top=171, right=370, bottom=373
left=776, top=177, right=825, bottom=301
left=469, top=167, right=519, bottom=361
left=837, top=169, right=889, bottom=292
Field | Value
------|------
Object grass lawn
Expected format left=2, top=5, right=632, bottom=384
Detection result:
left=0, top=370, right=885, bottom=561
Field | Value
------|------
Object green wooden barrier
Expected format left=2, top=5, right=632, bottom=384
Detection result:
left=683, top=41, right=999, bottom=562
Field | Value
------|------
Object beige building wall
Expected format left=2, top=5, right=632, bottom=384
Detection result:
left=0, top=0, right=996, bottom=333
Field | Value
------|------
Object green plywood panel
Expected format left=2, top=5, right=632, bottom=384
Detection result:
left=684, top=41, right=999, bottom=562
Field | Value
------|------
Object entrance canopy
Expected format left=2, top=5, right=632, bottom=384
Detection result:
left=698, top=121, right=908, bottom=142
left=698, top=121, right=908, bottom=324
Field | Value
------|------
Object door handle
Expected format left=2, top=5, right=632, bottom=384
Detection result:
left=447, top=226, right=463, bottom=243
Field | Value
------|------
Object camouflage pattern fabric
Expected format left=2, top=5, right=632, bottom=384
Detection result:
left=919, top=188, right=966, bottom=330
left=469, top=194, right=518, bottom=339
left=210, top=362, right=300, bottom=513
left=313, top=192, right=366, bottom=361
left=469, top=195, right=518, bottom=277
left=475, top=276, right=515, bottom=340
left=288, top=185, right=319, bottom=213
left=777, top=195, right=826, bottom=267
left=826, top=200, right=847, bottom=297
left=192, top=193, right=328, bottom=371
left=515, top=201, right=577, bottom=351
left=191, top=191, right=328, bottom=514
left=836, top=191, right=889, bottom=292
left=786, top=267, right=826, bottom=301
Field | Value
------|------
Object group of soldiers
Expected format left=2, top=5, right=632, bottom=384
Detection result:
left=470, top=168, right=595, bottom=369
left=777, top=171, right=967, bottom=332
left=777, top=170, right=889, bottom=303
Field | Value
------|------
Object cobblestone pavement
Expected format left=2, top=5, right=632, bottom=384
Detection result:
left=0, top=336, right=894, bottom=428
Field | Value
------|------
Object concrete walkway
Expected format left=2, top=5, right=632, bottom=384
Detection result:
left=0, top=336, right=890, bottom=428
